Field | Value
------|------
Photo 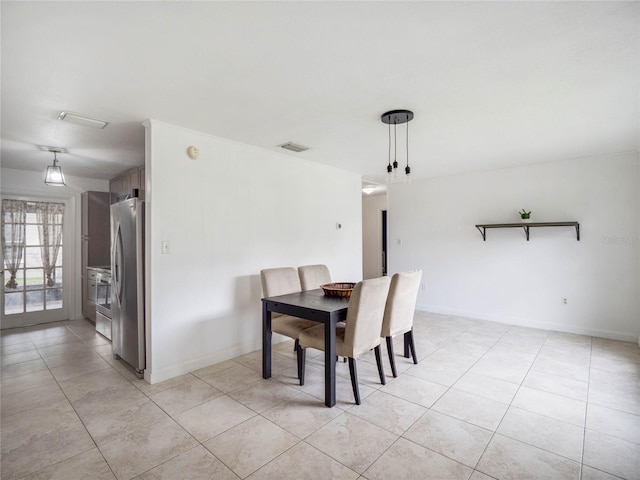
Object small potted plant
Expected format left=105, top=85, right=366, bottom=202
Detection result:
left=519, top=209, right=531, bottom=223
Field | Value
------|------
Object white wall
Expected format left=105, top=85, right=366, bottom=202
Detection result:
left=0, top=168, right=109, bottom=322
left=388, top=151, right=639, bottom=342
left=145, top=120, right=363, bottom=383
left=362, top=193, right=387, bottom=279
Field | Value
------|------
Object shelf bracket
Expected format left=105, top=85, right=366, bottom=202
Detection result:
left=523, top=225, right=530, bottom=241
left=575, top=224, right=580, bottom=241
left=476, top=225, right=486, bottom=241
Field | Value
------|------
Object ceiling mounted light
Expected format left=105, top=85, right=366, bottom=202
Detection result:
left=57, top=111, right=109, bottom=129
left=381, top=109, right=413, bottom=184
left=44, top=148, right=66, bottom=186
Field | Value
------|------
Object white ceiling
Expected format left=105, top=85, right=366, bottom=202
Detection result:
left=1, top=2, right=638, bottom=184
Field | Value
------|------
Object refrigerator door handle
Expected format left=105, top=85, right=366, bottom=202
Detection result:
left=113, top=224, right=124, bottom=306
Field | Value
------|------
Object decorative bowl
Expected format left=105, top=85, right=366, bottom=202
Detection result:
left=320, top=282, right=356, bottom=298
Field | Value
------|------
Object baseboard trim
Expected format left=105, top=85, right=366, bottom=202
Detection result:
left=145, top=334, right=289, bottom=384
left=416, top=304, right=638, bottom=343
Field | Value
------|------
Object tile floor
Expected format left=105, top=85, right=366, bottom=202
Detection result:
left=1, top=312, right=639, bottom=480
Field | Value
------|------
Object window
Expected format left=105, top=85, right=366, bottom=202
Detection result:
left=2, top=200, right=64, bottom=315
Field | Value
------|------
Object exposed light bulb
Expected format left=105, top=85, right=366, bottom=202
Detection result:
left=44, top=152, right=66, bottom=186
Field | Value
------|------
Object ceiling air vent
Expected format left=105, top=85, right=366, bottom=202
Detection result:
left=278, top=142, right=309, bottom=153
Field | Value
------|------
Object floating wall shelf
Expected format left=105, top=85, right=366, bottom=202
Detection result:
left=475, top=222, right=580, bottom=241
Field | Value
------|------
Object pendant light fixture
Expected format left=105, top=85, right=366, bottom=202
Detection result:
left=381, top=109, right=413, bottom=183
left=44, top=148, right=66, bottom=186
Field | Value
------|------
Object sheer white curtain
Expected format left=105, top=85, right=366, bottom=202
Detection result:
left=35, top=202, right=65, bottom=287
left=1, top=199, right=27, bottom=289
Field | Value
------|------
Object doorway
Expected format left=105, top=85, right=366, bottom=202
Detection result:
left=1, top=198, right=69, bottom=328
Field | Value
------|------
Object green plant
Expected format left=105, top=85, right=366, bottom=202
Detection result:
left=519, top=209, right=531, bottom=219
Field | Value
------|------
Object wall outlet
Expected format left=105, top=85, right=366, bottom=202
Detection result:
left=161, top=241, right=170, bottom=254
left=420, top=282, right=427, bottom=292
left=561, top=297, right=568, bottom=306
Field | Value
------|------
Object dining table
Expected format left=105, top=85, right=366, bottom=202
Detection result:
left=262, top=288, right=349, bottom=407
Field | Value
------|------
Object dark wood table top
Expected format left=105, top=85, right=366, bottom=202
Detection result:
left=263, top=288, right=349, bottom=311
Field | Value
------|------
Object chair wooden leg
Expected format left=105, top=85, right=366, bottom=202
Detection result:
left=408, top=329, right=418, bottom=364
left=348, top=357, right=361, bottom=405
left=385, top=336, right=398, bottom=378
left=403, top=331, right=411, bottom=358
left=294, top=338, right=299, bottom=353
left=374, top=345, right=386, bottom=385
left=297, top=346, right=306, bottom=386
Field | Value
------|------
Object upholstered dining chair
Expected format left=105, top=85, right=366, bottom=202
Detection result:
left=299, top=263, right=351, bottom=363
left=260, top=267, right=318, bottom=377
left=298, top=264, right=331, bottom=291
left=298, top=276, right=391, bottom=405
left=381, top=270, right=423, bottom=377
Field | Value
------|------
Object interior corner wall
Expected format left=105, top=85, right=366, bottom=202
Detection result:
left=388, top=151, right=640, bottom=342
left=362, top=193, right=388, bottom=279
left=145, top=120, right=363, bottom=383
left=0, top=168, right=109, bottom=323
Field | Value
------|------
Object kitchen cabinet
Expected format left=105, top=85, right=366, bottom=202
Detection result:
left=109, top=167, right=144, bottom=201
left=109, top=177, right=123, bottom=198
left=81, top=191, right=111, bottom=322
left=138, top=167, right=145, bottom=198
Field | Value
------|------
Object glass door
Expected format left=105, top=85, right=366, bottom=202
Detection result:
left=1, top=198, right=69, bottom=328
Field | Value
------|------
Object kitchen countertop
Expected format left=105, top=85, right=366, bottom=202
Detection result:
left=88, top=266, right=111, bottom=275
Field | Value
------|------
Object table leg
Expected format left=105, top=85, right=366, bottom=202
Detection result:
left=262, top=301, right=272, bottom=379
left=324, top=314, right=337, bottom=407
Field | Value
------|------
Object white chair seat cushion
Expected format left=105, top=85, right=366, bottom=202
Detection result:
left=272, top=315, right=318, bottom=338
left=299, top=324, right=349, bottom=357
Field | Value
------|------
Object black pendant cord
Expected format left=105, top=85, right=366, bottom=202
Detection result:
left=387, top=122, right=392, bottom=173
left=405, top=120, right=410, bottom=175
left=393, top=122, right=398, bottom=170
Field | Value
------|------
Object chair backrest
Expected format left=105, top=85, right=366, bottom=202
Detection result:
left=381, top=270, right=423, bottom=337
left=343, top=276, right=391, bottom=357
left=260, top=267, right=301, bottom=298
left=298, top=264, right=331, bottom=291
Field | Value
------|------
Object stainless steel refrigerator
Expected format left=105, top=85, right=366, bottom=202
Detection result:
left=111, top=197, right=145, bottom=378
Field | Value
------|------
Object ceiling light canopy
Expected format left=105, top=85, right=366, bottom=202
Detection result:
left=58, top=111, right=109, bottom=129
left=44, top=148, right=66, bottom=186
left=382, top=109, right=413, bottom=184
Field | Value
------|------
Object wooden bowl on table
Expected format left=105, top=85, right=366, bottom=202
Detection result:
left=320, top=282, right=356, bottom=298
